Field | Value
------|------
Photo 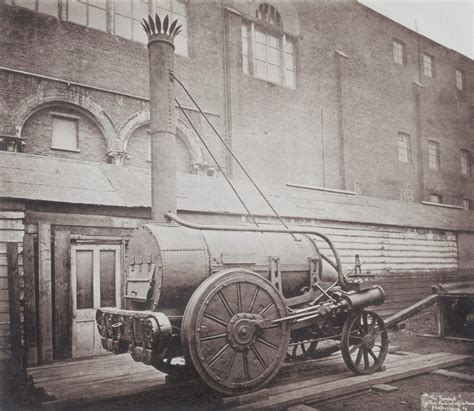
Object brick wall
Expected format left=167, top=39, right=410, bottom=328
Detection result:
left=0, top=1, right=472, bottom=206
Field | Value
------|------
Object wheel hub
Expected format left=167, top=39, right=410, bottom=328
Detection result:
left=362, top=334, right=375, bottom=349
left=227, top=313, right=261, bottom=351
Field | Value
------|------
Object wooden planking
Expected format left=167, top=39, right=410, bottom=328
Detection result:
left=38, top=222, right=53, bottom=364
left=238, top=353, right=469, bottom=410
left=23, top=234, right=38, bottom=366
left=7, top=242, right=23, bottom=376
left=53, top=230, right=71, bottom=360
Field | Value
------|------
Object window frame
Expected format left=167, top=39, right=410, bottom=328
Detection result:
left=241, top=19, right=297, bottom=89
left=50, top=111, right=80, bottom=153
left=456, top=68, right=465, bottom=91
left=67, top=0, right=108, bottom=32
left=461, top=149, right=471, bottom=176
left=392, top=39, right=406, bottom=66
left=5, top=0, right=59, bottom=17
left=428, top=140, right=440, bottom=171
left=113, top=0, right=150, bottom=44
left=397, top=132, right=411, bottom=163
left=422, top=53, right=435, bottom=78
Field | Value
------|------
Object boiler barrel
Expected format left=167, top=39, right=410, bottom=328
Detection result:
left=125, top=224, right=324, bottom=311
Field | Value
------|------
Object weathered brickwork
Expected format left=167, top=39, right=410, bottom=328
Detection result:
left=0, top=1, right=472, bottom=206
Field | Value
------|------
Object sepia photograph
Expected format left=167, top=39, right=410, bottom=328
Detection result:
left=0, top=0, right=472, bottom=409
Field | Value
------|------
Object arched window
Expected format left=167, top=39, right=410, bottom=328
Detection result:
left=256, top=3, right=282, bottom=28
left=242, top=3, right=296, bottom=89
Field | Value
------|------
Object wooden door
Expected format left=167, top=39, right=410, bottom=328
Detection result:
left=71, top=245, right=121, bottom=358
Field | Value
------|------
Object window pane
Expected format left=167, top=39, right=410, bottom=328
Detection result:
left=115, top=14, right=132, bottom=38
left=285, top=39, right=294, bottom=54
left=133, top=19, right=148, bottom=43
left=267, top=34, right=279, bottom=48
left=15, top=0, right=35, bottom=10
left=68, top=0, right=87, bottom=25
left=38, top=0, right=59, bottom=17
left=115, top=0, right=131, bottom=16
left=52, top=116, right=78, bottom=151
left=256, top=60, right=267, bottom=79
left=90, top=0, right=106, bottom=9
left=156, top=0, right=171, bottom=11
left=100, top=250, right=116, bottom=307
left=172, top=0, right=186, bottom=16
left=267, top=64, right=280, bottom=83
left=256, top=42, right=267, bottom=60
left=175, top=32, right=188, bottom=56
left=134, top=0, right=149, bottom=20
left=76, top=250, right=93, bottom=309
left=255, top=29, right=266, bottom=44
left=285, top=69, right=295, bottom=89
left=89, top=5, right=106, bottom=31
left=267, top=47, right=280, bottom=65
left=285, top=51, right=294, bottom=71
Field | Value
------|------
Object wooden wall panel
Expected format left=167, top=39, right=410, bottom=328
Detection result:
left=38, top=222, right=53, bottom=364
left=53, top=230, right=72, bottom=360
left=7, top=243, right=23, bottom=376
left=0, top=211, right=25, bottom=361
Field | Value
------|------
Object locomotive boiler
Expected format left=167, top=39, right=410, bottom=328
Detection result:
left=96, top=15, right=389, bottom=396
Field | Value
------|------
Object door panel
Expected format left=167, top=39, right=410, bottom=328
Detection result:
left=71, top=245, right=121, bottom=358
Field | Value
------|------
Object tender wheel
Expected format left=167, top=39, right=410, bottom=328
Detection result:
left=341, top=310, right=388, bottom=375
left=181, top=269, right=290, bottom=395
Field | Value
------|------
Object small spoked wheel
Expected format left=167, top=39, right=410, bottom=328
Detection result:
left=181, top=269, right=290, bottom=395
left=341, top=310, right=388, bottom=375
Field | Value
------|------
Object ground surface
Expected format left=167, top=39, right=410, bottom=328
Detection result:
left=1, top=307, right=472, bottom=410
left=321, top=307, right=474, bottom=411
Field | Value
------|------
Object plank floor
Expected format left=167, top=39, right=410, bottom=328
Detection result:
left=26, top=350, right=469, bottom=410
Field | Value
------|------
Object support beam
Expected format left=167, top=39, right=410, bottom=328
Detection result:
left=53, top=230, right=71, bottom=360
left=38, top=222, right=53, bottom=364
left=23, top=234, right=38, bottom=366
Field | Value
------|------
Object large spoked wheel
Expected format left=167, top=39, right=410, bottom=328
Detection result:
left=181, top=269, right=290, bottom=395
left=341, top=310, right=388, bottom=375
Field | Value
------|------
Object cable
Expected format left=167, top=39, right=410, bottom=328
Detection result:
left=175, top=98, right=260, bottom=228
left=172, top=72, right=296, bottom=239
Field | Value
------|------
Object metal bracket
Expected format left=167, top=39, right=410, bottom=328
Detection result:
left=269, top=256, right=282, bottom=293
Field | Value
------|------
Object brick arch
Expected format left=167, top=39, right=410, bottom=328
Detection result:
left=120, top=110, right=205, bottom=165
left=231, top=1, right=301, bottom=36
left=13, top=89, right=123, bottom=152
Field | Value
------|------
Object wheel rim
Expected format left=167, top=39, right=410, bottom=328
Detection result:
left=341, top=310, right=388, bottom=375
left=181, top=270, right=290, bottom=395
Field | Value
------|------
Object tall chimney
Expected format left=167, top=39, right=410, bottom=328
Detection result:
left=143, top=16, right=181, bottom=222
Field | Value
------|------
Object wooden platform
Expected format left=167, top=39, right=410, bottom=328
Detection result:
left=26, top=350, right=469, bottom=410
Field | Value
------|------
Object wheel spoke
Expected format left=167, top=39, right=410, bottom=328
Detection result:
left=259, top=301, right=274, bottom=317
left=355, top=347, right=363, bottom=366
left=248, top=286, right=259, bottom=313
left=363, top=348, right=370, bottom=369
left=200, top=332, right=227, bottom=343
left=349, top=342, right=362, bottom=354
left=204, top=312, right=228, bottom=328
left=256, top=337, right=279, bottom=351
left=208, top=343, right=230, bottom=368
left=362, top=313, right=369, bottom=333
left=218, top=291, right=235, bottom=317
left=367, top=347, right=379, bottom=362
left=355, top=322, right=365, bottom=335
left=237, top=283, right=242, bottom=313
left=251, top=346, right=267, bottom=369
left=225, top=350, right=237, bottom=380
left=243, top=352, right=250, bottom=381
